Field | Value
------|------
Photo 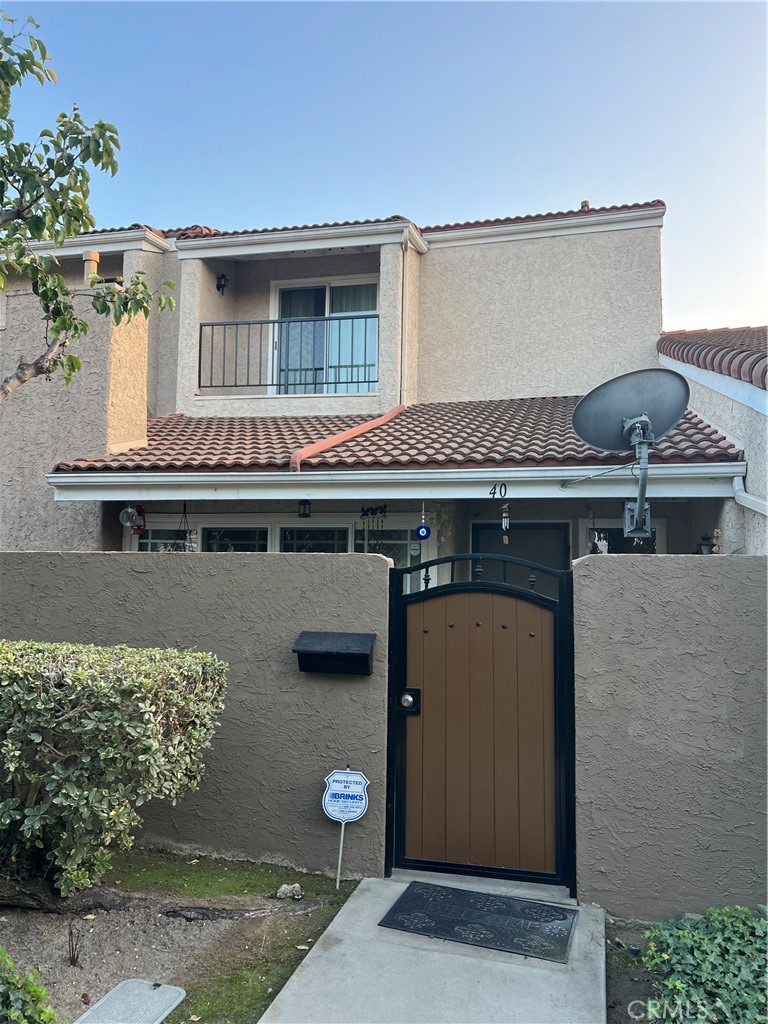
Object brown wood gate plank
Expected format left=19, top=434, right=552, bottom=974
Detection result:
left=404, top=591, right=556, bottom=874
left=444, top=593, right=471, bottom=864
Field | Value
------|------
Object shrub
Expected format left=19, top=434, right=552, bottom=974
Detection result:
left=0, top=639, right=227, bottom=896
left=643, top=905, right=767, bottom=1023
left=0, top=946, right=60, bottom=1023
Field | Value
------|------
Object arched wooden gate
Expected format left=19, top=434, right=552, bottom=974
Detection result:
left=386, top=554, right=575, bottom=894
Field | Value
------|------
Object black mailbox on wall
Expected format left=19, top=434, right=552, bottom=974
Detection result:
left=292, top=632, right=376, bottom=676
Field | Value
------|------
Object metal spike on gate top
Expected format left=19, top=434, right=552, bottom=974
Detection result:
left=528, top=572, right=537, bottom=590
left=474, top=561, right=484, bottom=581
left=422, top=569, right=431, bottom=589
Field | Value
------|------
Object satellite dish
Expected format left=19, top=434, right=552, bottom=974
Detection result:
left=572, top=368, right=689, bottom=539
left=573, top=368, right=689, bottom=453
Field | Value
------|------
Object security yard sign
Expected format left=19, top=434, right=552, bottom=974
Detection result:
left=323, top=769, right=369, bottom=823
left=323, top=767, right=370, bottom=888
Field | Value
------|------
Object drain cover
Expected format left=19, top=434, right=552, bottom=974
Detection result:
left=77, top=979, right=185, bottom=1023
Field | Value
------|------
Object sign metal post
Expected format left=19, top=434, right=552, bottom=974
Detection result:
left=322, top=765, right=369, bottom=889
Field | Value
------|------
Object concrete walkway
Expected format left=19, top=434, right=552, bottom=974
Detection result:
left=259, top=871, right=606, bottom=1024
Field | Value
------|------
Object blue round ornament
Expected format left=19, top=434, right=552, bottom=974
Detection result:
left=415, top=524, right=431, bottom=541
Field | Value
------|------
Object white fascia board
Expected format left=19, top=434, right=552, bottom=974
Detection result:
left=47, top=461, right=745, bottom=503
left=175, top=221, right=427, bottom=260
left=659, top=354, right=768, bottom=415
left=29, top=229, right=171, bottom=257
left=422, top=207, right=664, bottom=248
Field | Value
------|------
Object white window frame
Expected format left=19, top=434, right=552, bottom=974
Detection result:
left=267, top=275, right=379, bottom=396
left=125, top=511, right=437, bottom=564
left=577, top=517, right=667, bottom=556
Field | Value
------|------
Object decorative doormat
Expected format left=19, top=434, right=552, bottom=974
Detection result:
left=378, top=882, right=578, bottom=963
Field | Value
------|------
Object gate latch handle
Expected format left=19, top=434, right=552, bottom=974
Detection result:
left=400, top=688, right=421, bottom=714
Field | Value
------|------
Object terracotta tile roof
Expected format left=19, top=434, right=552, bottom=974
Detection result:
left=419, top=200, right=666, bottom=233
left=54, top=412, right=370, bottom=472
left=53, top=397, right=741, bottom=474
left=88, top=201, right=664, bottom=243
left=173, top=216, right=410, bottom=242
left=658, top=327, right=767, bottom=390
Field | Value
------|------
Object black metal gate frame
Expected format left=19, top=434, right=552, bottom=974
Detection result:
left=385, top=553, right=576, bottom=898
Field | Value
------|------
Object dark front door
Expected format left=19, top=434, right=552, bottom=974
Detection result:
left=388, top=554, right=574, bottom=891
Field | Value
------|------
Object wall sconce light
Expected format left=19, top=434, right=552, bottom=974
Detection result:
left=216, top=273, right=229, bottom=296
left=696, top=533, right=715, bottom=555
left=298, top=500, right=311, bottom=519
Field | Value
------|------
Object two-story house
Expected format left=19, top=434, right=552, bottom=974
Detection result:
left=1, top=199, right=763, bottom=569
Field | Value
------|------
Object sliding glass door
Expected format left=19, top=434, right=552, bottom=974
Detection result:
left=277, top=282, right=377, bottom=395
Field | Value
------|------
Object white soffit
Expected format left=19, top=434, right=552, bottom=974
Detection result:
left=174, top=222, right=428, bottom=259
left=659, top=354, right=768, bottom=415
left=48, top=462, right=745, bottom=503
left=29, top=228, right=171, bottom=257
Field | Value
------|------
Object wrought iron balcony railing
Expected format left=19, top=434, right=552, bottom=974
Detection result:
left=198, top=314, right=379, bottom=395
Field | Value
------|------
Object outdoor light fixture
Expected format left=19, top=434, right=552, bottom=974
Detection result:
left=696, top=533, right=715, bottom=555
left=216, top=273, right=229, bottom=296
left=298, top=500, right=311, bottom=519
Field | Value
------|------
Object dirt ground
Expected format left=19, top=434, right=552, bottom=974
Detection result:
left=605, top=917, right=656, bottom=1024
left=1, top=905, right=253, bottom=1022
left=1, top=847, right=659, bottom=1024
left=3, top=908, right=660, bottom=1024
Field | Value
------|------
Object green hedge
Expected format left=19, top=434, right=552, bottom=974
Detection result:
left=0, top=946, right=60, bottom=1023
left=0, top=639, right=227, bottom=896
left=644, top=905, right=767, bottom=1023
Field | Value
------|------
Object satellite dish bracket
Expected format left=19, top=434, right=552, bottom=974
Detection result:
left=571, top=369, right=690, bottom=543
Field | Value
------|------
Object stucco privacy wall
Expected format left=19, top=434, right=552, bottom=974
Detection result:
left=0, top=552, right=390, bottom=877
left=573, top=555, right=767, bottom=919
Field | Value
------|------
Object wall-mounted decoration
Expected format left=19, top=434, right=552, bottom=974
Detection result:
left=414, top=502, right=431, bottom=542
left=500, top=503, right=510, bottom=545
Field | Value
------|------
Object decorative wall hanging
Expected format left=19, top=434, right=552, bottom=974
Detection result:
left=358, top=504, right=388, bottom=553
left=414, top=502, right=431, bottom=542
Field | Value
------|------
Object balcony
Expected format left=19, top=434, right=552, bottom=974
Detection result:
left=199, top=314, right=379, bottom=395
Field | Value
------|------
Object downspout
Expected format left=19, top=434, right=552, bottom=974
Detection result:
left=732, top=476, right=768, bottom=516
left=399, top=226, right=409, bottom=406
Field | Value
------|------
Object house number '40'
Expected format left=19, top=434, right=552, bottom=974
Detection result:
left=488, top=483, right=507, bottom=498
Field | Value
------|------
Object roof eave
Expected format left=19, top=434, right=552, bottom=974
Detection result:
left=47, top=460, right=746, bottom=503
left=29, top=227, right=171, bottom=257
left=422, top=206, right=665, bottom=248
left=174, top=220, right=427, bottom=259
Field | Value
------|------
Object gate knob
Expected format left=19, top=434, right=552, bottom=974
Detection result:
left=401, top=693, right=414, bottom=709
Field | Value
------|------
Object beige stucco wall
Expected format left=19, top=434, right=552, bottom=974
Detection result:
left=0, top=551, right=390, bottom=877
left=686, top=380, right=766, bottom=499
left=403, top=243, right=421, bottom=406
left=107, top=262, right=148, bottom=453
left=172, top=248, right=404, bottom=417
left=573, top=554, right=767, bottom=919
left=415, top=226, right=662, bottom=403
left=684, top=377, right=767, bottom=555
left=0, top=272, right=154, bottom=549
left=140, top=249, right=181, bottom=418
left=0, top=292, right=113, bottom=550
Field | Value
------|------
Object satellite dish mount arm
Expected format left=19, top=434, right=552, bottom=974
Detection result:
left=622, top=414, right=654, bottom=539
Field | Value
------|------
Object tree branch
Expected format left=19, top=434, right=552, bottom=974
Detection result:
left=0, top=332, right=64, bottom=401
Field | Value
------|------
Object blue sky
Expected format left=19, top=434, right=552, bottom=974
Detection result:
left=8, top=1, right=767, bottom=330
